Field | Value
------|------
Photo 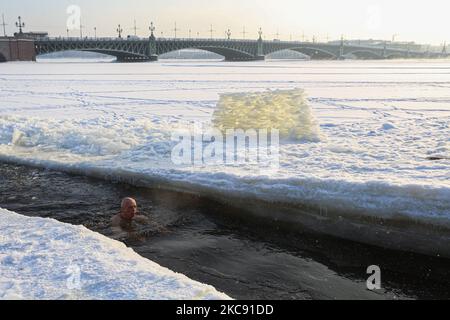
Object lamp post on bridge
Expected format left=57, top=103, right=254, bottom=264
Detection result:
left=1, top=14, right=8, bottom=37
left=79, top=21, right=84, bottom=38
left=226, top=29, right=231, bottom=40
left=132, top=19, right=139, bottom=36
left=94, top=27, right=97, bottom=39
left=15, top=16, right=25, bottom=34
left=209, top=24, right=215, bottom=39
left=172, top=22, right=179, bottom=39
left=148, top=21, right=157, bottom=61
left=274, top=30, right=280, bottom=40
left=149, top=21, right=155, bottom=37
left=117, top=24, right=123, bottom=38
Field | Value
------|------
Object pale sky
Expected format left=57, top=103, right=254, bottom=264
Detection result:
left=1, top=0, right=449, bottom=45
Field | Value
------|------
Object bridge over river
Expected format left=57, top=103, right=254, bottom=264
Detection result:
left=1, top=28, right=448, bottom=62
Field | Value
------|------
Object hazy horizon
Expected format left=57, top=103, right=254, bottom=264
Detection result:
left=1, top=0, right=449, bottom=45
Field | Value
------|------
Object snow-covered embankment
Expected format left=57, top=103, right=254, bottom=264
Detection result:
left=0, top=208, right=230, bottom=300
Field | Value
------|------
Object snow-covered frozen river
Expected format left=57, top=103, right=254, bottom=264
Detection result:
left=0, top=59, right=449, bottom=256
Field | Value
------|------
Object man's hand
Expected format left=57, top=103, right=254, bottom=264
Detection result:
left=134, top=214, right=150, bottom=224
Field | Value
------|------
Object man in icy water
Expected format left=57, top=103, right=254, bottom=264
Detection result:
left=112, top=197, right=149, bottom=228
left=111, top=197, right=167, bottom=240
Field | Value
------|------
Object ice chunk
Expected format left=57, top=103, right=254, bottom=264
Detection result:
left=212, top=89, right=322, bottom=141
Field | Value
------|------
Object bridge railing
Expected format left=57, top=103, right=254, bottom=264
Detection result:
left=157, top=37, right=258, bottom=42
left=39, top=37, right=131, bottom=41
left=40, top=36, right=262, bottom=43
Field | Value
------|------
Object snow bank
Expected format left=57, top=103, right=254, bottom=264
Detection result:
left=0, top=208, right=230, bottom=300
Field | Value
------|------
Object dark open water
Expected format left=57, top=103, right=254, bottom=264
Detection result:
left=1, top=163, right=449, bottom=300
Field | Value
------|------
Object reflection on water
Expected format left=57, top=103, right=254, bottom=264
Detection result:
left=1, top=163, right=450, bottom=300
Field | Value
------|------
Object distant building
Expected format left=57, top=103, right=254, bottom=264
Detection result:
left=328, top=39, right=425, bottom=51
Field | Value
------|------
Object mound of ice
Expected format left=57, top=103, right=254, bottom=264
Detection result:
left=212, top=89, right=322, bottom=141
left=0, top=208, right=230, bottom=300
left=0, top=115, right=163, bottom=157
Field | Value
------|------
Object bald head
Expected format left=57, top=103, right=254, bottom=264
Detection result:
left=120, top=197, right=137, bottom=220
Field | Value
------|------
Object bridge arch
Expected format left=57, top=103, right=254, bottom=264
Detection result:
left=36, top=48, right=150, bottom=62
left=267, top=46, right=337, bottom=60
left=285, top=47, right=337, bottom=59
left=197, top=46, right=255, bottom=61
left=346, top=50, right=383, bottom=59
left=35, top=39, right=152, bottom=62
left=79, top=49, right=149, bottom=61
left=159, top=48, right=222, bottom=59
left=266, top=49, right=309, bottom=59
left=385, top=53, right=407, bottom=59
left=37, top=50, right=115, bottom=59
left=158, top=45, right=256, bottom=61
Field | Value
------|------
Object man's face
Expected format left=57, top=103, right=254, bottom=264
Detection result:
left=121, top=199, right=137, bottom=220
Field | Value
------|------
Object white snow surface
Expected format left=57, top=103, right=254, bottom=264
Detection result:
left=0, top=59, right=449, bottom=226
left=0, top=208, right=230, bottom=300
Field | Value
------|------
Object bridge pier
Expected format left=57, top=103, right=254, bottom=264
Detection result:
left=338, top=35, right=345, bottom=60
left=0, top=37, right=36, bottom=62
left=256, top=28, right=264, bottom=60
